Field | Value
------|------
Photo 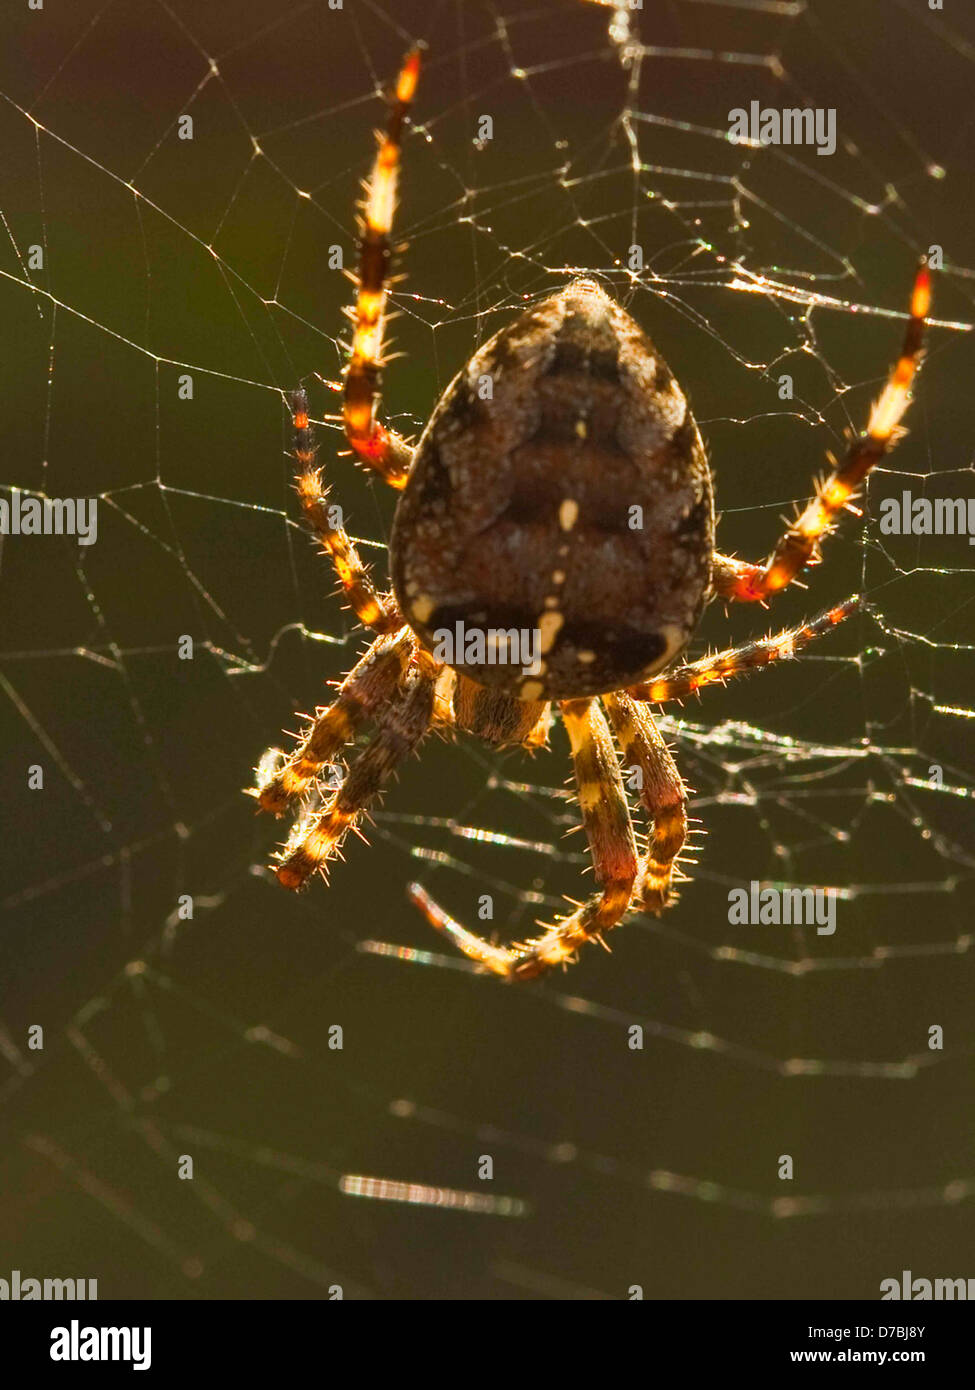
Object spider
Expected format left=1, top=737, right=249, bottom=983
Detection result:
left=250, top=47, right=931, bottom=982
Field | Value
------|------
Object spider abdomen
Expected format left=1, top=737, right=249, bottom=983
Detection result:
left=390, top=278, right=714, bottom=700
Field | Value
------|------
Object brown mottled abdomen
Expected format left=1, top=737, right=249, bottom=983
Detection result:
left=390, top=279, right=714, bottom=700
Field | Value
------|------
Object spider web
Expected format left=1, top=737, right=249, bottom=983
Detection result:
left=1, top=0, right=974, bottom=1300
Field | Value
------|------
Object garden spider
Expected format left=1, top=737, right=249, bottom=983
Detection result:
left=250, top=47, right=931, bottom=982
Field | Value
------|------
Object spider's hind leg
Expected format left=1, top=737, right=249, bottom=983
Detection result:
left=341, top=47, right=422, bottom=488
left=291, top=390, right=402, bottom=634
left=712, top=260, right=931, bottom=603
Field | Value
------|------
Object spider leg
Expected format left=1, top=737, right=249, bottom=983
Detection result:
left=292, top=390, right=402, bottom=633
left=274, top=659, right=436, bottom=890
left=604, top=693, right=689, bottom=915
left=712, top=260, right=931, bottom=603
left=250, top=627, right=414, bottom=815
left=341, top=47, right=422, bottom=488
left=408, top=697, right=638, bottom=980
left=627, top=596, right=858, bottom=704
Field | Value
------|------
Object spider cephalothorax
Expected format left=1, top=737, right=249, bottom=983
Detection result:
left=250, top=48, right=931, bottom=981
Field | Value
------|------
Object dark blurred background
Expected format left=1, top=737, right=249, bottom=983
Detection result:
left=1, top=0, right=973, bottom=1299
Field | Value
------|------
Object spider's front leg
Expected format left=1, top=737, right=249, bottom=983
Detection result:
left=250, top=627, right=414, bottom=815
left=626, top=596, right=859, bottom=704
left=713, top=260, right=931, bottom=604
left=409, top=697, right=639, bottom=981
left=604, top=693, right=689, bottom=915
left=273, top=655, right=437, bottom=890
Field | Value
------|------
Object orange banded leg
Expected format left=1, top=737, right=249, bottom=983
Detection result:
left=714, top=260, right=931, bottom=603
left=627, top=597, right=858, bottom=704
left=291, top=391, right=401, bottom=633
left=409, top=697, right=638, bottom=981
left=251, top=628, right=414, bottom=815
left=342, top=47, right=422, bottom=487
left=274, top=665, right=436, bottom=890
left=604, top=693, right=688, bottom=914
